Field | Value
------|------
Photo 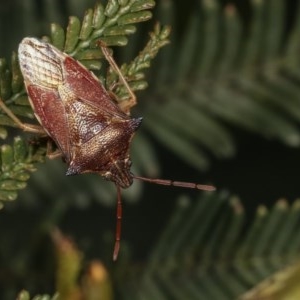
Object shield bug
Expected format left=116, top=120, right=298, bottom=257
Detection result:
left=0, top=38, right=215, bottom=260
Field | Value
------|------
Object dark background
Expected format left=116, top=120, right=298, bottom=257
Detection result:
left=0, top=0, right=300, bottom=296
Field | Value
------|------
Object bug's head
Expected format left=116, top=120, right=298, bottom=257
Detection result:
left=104, top=157, right=133, bottom=189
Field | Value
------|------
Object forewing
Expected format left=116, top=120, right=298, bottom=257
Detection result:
left=63, top=57, right=128, bottom=119
left=27, top=85, right=70, bottom=161
left=19, top=38, right=128, bottom=163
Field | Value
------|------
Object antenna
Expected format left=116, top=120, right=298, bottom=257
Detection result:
left=112, top=176, right=215, bottom=261
left=133, top=175, right=216, bottom=191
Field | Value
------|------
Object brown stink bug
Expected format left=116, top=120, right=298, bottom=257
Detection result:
left=0, top=38, right=215, bottom=260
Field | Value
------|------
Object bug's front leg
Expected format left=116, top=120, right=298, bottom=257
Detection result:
left=45, top=139, right=62, bottom=159
left=28, top=136, right=62, bottom=160
left=0, top=98, right=46, bottom=134
left=99, top=42, right=137, bottom=114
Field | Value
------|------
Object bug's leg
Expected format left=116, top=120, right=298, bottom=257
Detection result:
left=46, top=139, right=62, bottom=159
left=107, top=80, right=119, bottom=94
left=0, top=98, right=45, bottom=134
left=100, top=43, right=137, bottom=114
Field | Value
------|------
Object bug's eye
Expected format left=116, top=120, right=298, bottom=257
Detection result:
left=124, top=158, right=132, bottom=167
left=104, top=171, right=112, bottom=181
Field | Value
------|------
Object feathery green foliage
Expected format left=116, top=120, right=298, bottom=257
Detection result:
left=140, top=0, right=300, bottom=170
left=119, top=193, right=300, bottom=300
left=0, top=136, right=45, bottom=205
left=14, top=193, right=300, bottom=300
left=2, top=0, right=300, bottom=177
left=4, top=0, right=300, bottom=204
left=1, top=0, right=300, bottom=299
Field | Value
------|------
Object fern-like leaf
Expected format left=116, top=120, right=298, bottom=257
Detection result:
left=119, top=193, right=300, bottom=299
left=0, top=136, right=45, bottom=205
left=137, top=0, right=300, bottom=171
left=3, top=192, right=300, bottom=299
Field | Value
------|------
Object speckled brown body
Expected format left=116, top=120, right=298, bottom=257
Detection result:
left=18, top=37, right=141, bottom=188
